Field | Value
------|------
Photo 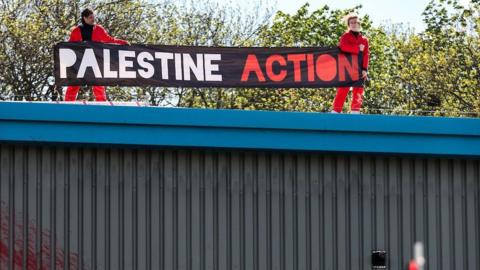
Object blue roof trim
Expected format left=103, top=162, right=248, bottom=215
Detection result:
left=1, top=102, right=480, bottom=157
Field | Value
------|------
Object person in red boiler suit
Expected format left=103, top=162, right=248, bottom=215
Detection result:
left=331, top=13, right=369, bottom=114
left=65, top=8, right=129, bottom=102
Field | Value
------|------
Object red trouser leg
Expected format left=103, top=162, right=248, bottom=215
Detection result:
left=351, top=87, right=364, bottom=112
left=92, top=86, right=107, bottom=101
left=332, top=87, right=350, bottom=113
left=64, top=86, right=80, bottom=101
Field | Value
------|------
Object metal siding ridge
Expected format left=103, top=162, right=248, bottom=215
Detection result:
left=0, top=145, right=479, bottom=270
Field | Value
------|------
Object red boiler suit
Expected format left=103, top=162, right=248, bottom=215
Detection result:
left=65, top=24, right=128, bottom=101
left=332, top=31, right=369, bottom=113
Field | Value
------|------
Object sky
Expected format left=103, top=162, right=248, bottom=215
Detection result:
left=276, top=0, right=432, bottom=31
left=208, top=0, right=473, bottom=32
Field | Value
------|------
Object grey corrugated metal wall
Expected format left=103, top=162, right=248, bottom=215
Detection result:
left=0, top=144, right=479, bottom=270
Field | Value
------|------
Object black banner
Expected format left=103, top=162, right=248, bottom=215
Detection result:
left=54, top=42, right=363, bottom=88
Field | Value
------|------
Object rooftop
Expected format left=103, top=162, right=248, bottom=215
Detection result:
left=1, top=102, right=479, bottom=157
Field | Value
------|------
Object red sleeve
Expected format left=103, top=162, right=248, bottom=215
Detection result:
left=68, top=27, right=82, bottom=42
left=338, top=33, right=359, bottom=54
left=96, top=25, right=128, bottom=45
left=362, top=39, right=369, bottom=70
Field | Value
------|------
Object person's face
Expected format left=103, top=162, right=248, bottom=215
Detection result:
left=83, top=13, right=95, bottom=25
left=348, top=17, right=361, bottom=32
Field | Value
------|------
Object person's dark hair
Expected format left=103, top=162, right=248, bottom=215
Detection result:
left=81, top=8, right=94, bottom=24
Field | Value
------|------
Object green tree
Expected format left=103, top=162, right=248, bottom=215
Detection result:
left=391, top=0, right=480, bottom=116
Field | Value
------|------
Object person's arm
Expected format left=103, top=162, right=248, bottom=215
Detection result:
left=96, top=25, right=129, bottom=45
left=338, top=34, right=360, bottom=54
left=68, top=27, right=82, bottom=42
left=362, top=39, right=369, bottom=71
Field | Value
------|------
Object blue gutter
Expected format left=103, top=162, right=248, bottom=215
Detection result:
left=1, top=102, right=480, bottom=157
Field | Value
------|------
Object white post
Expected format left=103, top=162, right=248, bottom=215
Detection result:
left=413, top=242, right=426, bottom=270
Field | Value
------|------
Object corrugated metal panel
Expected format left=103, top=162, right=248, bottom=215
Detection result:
left=0, top=144, right=479, bottom=270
